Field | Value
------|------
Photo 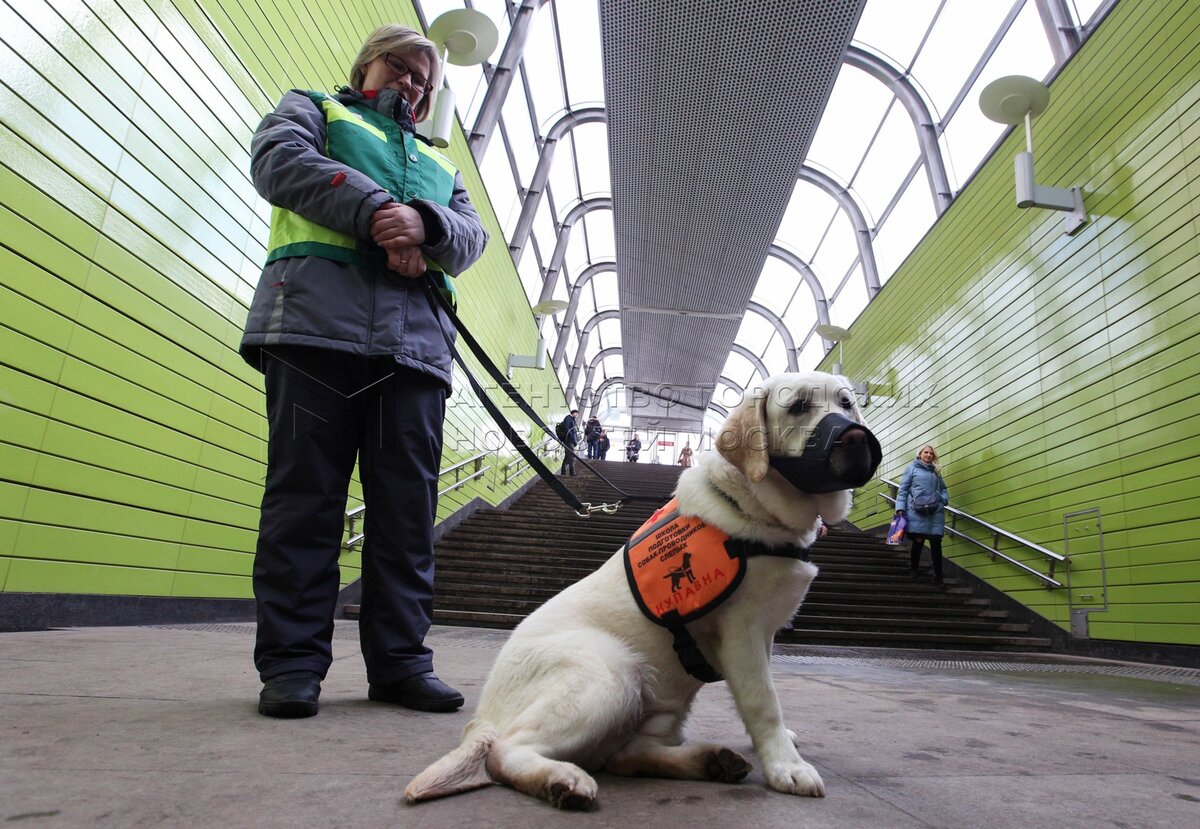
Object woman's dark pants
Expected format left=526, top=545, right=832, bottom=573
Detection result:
left=252, top=346, right=446, bottom=685
left=909, top=533, right=943, bottom=581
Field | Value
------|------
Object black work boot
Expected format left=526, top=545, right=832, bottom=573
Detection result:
left=258, top=671, right=321, bottom=718
left=368, top=672, right=464, bottom=712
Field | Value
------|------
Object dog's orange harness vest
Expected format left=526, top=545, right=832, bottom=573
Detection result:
left=624, top=497, right=811, bottom=683
left=625, top=499, right=744, bottom=625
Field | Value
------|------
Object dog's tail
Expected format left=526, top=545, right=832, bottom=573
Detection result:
left=405, top=723, right=497, bottom=804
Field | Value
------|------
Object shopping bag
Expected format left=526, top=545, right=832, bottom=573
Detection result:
left=886, top=513, right=907, bottom=545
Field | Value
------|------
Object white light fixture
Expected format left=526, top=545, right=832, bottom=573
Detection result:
left=815, top=324, right=851, bottom=375
left=421, top=9, right=499, bottom=148
left=507, top=299, right=568, bottom=378
left=979, top=75, right=1088, bottom=236
left=815, top=324, right=869, bottom=406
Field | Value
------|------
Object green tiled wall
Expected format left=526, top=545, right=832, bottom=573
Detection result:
left=0, top=0, right=564, bottom=600
left=833, top=0, right=1200, bottom=646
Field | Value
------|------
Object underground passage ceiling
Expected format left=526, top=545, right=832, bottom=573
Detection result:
left=418, top=0, right=1113, bottom=440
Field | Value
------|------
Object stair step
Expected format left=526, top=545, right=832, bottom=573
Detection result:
left=797, top=602, right=1006, bottom=618
left=780, top=627, right=1052, bottom=650
left=786, top=614, right=1028, bottom=633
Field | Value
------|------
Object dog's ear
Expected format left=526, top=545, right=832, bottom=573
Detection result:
left=716, top=390, right=771, bottom=482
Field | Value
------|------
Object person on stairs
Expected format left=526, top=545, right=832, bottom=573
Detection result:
left=626, top=433, right=642, bottom=463
left=584, top=416, right=603, bottom=459
left=895, top=444, right=950, bottom=587
left=558, top=409, right=580, bottom=476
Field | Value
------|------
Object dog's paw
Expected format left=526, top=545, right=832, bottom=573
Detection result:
left=703, top=748, right=752, bottom=783
left=546, top=770, right=598, bottom=811
left=765, top=759, right=825, bottom=797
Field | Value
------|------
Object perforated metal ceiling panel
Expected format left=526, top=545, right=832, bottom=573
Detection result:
left=599, top=0, right=866, bottom=430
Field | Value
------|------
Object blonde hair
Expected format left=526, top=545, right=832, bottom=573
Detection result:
left=349, top=25, right=442, bottom=122
left=916, top=443, right=941, bottom=472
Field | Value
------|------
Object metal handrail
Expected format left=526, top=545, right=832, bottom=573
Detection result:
left=879, top=477, right=1066, bottom=589
left=502, top=436, right=558, bottom=483
left=345, top=451, right=493, bottom=549
left=439, top=464, right=490, bottom=497
left=441, top=450, right=490, bottom=479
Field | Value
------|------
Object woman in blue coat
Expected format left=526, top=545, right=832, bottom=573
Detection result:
left=895, top=444, right=950, bottom=586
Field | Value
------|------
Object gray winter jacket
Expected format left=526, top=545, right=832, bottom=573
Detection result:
left=240, top=88, right=489, bottom=387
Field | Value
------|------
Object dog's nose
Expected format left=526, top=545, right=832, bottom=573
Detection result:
left=839, top=426, right=869, bottom=445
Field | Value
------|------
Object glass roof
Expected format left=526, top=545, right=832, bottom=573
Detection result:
left=416, top=0, right=1116, bottom=459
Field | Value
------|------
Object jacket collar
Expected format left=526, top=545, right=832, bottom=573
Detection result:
left=335, top=87, right=433, bottom=144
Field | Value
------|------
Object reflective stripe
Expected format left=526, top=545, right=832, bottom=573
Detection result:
left=265, top=206, right=356, bottom=264
left=415, top=140, right=456, bottom=177
left=320, top=97, right=388, bottom=141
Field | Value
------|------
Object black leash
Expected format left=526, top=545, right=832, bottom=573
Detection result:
left=422, top=276, right=655, bottom=516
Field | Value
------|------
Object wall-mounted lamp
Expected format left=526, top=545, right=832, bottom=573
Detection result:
left=507, top=299, right=569, bottom=378
left=816, top=324, right=869, bottom=406
left=421, top=9, right=499, bottom=148
left=979, top=75, right=1088, bottom=236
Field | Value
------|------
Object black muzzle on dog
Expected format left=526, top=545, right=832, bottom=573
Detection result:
left=769, top=413, right=882, bottom=493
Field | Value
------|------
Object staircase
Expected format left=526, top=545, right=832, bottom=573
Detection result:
left=430, top=461, right=678, bottom=629
left=346, top=460, right=1051, bottom=652
left=779, top=532, right=1052, bottom=651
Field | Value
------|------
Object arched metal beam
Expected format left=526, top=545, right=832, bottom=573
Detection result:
left=1034, top=0, right=1082, bottom=65
left=588, top=375, right=625, bottom=419
left=508, top=107, right=608, bottom=265
left=553, top=260, right=616, bottom=368
left=797, top=165, right=882, bottom=297
left=729, top=344, right=770, bottom=385
left=580, top=346, right=623, bottom=407
left=767, top=245, right=832, bottom=348
left=567, top=309, right=620, bottom=398
left=844, top=46, right=953, bottom=215
left=536, top=196, right=613, bottom=310
left=744, top=301, right=799, bottom=372
left=467, top=0, right=551, bottom=160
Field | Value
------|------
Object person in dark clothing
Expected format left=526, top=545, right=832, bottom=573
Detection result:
left=243, top=24, right=488, bottom=719
left=597, top=429, right=611, bottom=460
left=584, top=417, right=602, bottom=459
left=895, top=444, right=950, bottom=586
left=626, top=434, right=642, bottom=462
left=559, top=409, right=581, bottom=476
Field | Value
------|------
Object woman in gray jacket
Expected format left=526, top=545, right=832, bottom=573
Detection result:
left=895, top=444, right=949, bottom=586
left=242, top=25, right=488, bottom=719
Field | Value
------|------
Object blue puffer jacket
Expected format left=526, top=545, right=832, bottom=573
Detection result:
left=896, top=459, right=949, bottom=536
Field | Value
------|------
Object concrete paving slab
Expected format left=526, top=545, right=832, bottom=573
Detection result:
left=2, top=622, right=1198, bottom=828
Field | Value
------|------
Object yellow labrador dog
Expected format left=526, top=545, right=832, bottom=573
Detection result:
left=406, top=372, right=881, bottom=810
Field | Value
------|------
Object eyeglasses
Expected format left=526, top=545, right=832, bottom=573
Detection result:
left=382, top=53, right=434, bottom=96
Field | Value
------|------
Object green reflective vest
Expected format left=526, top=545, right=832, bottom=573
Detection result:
left=265, top=91, right=460, bottom=307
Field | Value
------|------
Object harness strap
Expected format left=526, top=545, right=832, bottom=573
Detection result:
left=664, top=611, right=723, bottom=683
left=727, top=537, right=811, bottom=562
left=660, top=536, right=809, bottom=684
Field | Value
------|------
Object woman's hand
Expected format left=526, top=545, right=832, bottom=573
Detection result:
left=373, top=203, right=427, bottom=277
left=371, top=202, right=426, bottom=248
left=385, top=244, right=426, bottom=278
